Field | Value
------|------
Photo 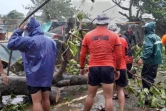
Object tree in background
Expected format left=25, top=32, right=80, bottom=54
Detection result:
left=1, top=10, right=24, bottom=32
left=141, top=0, right=166, bottom=35
left=28, top=0, right=78, bottom=22
left=111, top=0, right=144, bottom=22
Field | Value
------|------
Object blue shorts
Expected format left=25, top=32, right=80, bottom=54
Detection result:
left=88, top=66, right=114, bottom=86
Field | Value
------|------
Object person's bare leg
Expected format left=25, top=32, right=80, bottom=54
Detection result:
left=84, top=85, right=98, bottom=111
left=113, top=84, right=118, bottom=99
left=117, top=86, right=125, bottom=111
left=41, top=91, right=50, bottom=111
left=31, top=90, right=43, bottom=111
left=102, top=83, right=114, bottom=111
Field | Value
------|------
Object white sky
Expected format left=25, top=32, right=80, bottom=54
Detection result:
left=0, top=0, right=138, bottom=24
left=0, top=0, right=113, bottom=15
left=0, top=0, right=32, bottom=15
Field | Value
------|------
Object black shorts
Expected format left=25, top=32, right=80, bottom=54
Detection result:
left=88, top=66, right=114, bottom=86
left=115, top=69, right=128, bottom=87
left=28, top=85, right=51, bottom=94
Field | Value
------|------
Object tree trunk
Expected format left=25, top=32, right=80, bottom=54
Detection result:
left=0, top=74, right=88, bottom=104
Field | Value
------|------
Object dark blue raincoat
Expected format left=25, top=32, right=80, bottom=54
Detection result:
left=7, top=17, right=57, bottom=87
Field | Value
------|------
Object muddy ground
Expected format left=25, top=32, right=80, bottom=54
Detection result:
left=50, top=71, right=166, bottom=111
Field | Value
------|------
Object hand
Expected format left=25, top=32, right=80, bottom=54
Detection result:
left=137, top=58, right=143, bottom=66
left=114, top=71, right=120, bottom=81
left=20, top=22, right=28, bottom=31
left=80, top=69, right=86, bottom=75
left=1, top=74, right=8, bottom=85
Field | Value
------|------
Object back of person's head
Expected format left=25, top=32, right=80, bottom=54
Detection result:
left=142, top=22, right=156, bottom=34
left=128, top=25, right=132, bottom=31
left=24, top=17, right=44, bottom=36
left=108, top=24, right=121, bottom=34
left=95, top=13, right=110, bottom=26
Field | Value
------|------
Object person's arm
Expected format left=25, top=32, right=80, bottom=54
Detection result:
left=138, top=36, right=153, bottom=66
left=80, top=46, right=88, bottom=69
left=7, top=23, right=33, bottom=52
left=80, top=36, right=88, bottom=75
left=0, top=59, right=8, bottom=85
left=141, top=37, right=153, bottom=60
left=124, top=39, right=129, bottom=56
left=115, top=37, right=123, bottom=70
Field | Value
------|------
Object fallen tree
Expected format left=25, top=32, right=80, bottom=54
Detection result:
left=0, top=74, right=88, bottom=104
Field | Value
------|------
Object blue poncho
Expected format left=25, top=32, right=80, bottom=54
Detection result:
left=7, top=17, right=57, bottom=87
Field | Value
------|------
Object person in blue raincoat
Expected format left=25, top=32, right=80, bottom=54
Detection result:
left=7, top=17, right=57, bottom=111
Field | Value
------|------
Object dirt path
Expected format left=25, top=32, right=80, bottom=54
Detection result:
left=49, top=71, right=166, bottom=111
left=48, top=85, right=139, bottom=111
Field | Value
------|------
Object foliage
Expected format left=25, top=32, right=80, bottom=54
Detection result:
left=111, top=0, right=144, bottom=21
left=127, top=78, right=166, bottom=108
left=1, top=10, right=24, bottom=31
left=66, top=59, right=80, bottom=75
left=5, top=10, right=24, bottom=19
left=126, top=46, right=166, bottom=108
left=29, top=0, right=78, bottom=22
left=1, top=103, right=29, bottom=111
left=77, top=12, right=84, bottom=20
left=141, top=0, right=166, bottom=34
left=65, top=12, right=89, bottom=75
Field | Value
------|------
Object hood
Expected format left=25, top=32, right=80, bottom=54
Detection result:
left=25, top=17, right=44, bottom=36
left=143, top=22, right=156, bottom=34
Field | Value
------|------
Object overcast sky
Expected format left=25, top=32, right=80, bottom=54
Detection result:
left=0, top=0, right=32, bottom=15
left=0, top=0, right=115, bottom=15
left=0, top=0, right=133, bottom=24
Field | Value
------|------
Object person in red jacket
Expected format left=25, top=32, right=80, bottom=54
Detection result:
left=108, top=25, right=128, bottom=111
left=80, top=14, right=122, bottom=111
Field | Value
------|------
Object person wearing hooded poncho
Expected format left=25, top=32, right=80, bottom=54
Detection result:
left=137, top=22, right=162, bottom=104
left=7, top=17, right=57, bottom=111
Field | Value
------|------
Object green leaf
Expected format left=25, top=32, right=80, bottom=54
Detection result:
left=151, top=96, right=158, bottom=108
left=143, top=88, right=149, bottom=95
left=156, top=81, right=162, bottom=86
left=77, top=12, right=84, bottom=20
left=164, top=79, right=166, bottom=84
left=161, top=96, right=166, bottom=100
left=68, top=41, right=78, bottom=57
left=150, top=86, right=160, bottom=95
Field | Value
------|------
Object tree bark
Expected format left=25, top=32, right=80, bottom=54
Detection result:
left=0, top=75, right=88, bottom=104
left=0, top=75, right=88, bottom=94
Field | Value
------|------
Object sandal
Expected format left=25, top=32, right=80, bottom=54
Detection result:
left=112, top=93, right=118, bottom=100
left=96, top=106, right=105, bottom=111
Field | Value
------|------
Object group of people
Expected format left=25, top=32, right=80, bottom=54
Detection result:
left=0, top=13, right=164, bottom=111
left=80, top=14, right=163, bottom=111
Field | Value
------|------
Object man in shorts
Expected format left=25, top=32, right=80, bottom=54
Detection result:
left=80, top=14, right=122, bottom=111
left=108, top=25, right=128, bottom=111
left=7, top=17, right=57, bottom=111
